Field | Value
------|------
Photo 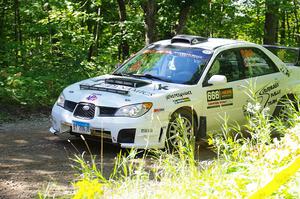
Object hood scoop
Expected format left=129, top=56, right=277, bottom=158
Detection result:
left=105, top=78, right=150, bottom=88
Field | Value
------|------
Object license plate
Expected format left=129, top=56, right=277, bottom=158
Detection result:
left=72, top=121, right=91, bottom=134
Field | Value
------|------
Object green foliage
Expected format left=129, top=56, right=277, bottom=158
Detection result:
left=0, top=0, right=299, bottom=107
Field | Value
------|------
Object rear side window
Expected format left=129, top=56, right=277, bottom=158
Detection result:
left=240, top=48, right=279, bottom=77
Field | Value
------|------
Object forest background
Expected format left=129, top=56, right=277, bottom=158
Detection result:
left=0, top=0, right=299, bottom=108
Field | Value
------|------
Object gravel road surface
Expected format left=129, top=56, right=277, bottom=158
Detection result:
left=0, top=117, right=215, bottom=198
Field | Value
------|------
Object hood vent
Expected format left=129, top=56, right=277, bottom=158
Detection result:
left=171, top=35, right=207, bottom=45
left=80, top=84, right=129, bottom=95
left=105, top=78, right=150, bottom=88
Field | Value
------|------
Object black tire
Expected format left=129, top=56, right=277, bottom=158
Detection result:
left=165, top=109, right=197, bottom=151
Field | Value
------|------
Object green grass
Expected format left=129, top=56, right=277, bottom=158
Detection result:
left=39, top=96, right=300, bottom=198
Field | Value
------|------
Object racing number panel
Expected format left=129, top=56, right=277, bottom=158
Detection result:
left=206, top=88, right=233, bottom=109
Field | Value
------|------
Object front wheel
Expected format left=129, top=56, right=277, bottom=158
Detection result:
left=166, top=109, right=196, bottom=151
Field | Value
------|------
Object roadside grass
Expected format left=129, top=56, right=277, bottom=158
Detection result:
left=60, top=97, right=300, bottom=199
left=39, top=96, right=300, bottom=198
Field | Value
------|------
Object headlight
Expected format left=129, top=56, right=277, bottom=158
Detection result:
left=57, top=93, right=65, bottom=107
left=115, top=102, right=152, bottom=117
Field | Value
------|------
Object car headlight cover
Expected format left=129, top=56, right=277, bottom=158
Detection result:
left=115, top=102, right=152, bottom=117
left=57, top=93, right=65, bottom=107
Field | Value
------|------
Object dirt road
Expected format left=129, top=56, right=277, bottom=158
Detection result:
left=0, top=117, right=215, bottom=198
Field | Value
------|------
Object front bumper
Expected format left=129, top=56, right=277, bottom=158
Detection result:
left=50, top=104, right=168, bottom=149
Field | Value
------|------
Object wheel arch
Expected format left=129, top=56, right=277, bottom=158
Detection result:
left=169, top=106, right=199, bottom=128
left=273, top=92, right=299, bottom=117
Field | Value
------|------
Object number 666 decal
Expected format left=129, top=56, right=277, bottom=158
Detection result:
left=207, top=90, right=220, bottom=101
left=207, top=88, right=233, bottom=102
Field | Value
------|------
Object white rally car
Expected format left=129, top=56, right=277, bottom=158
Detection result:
left=50, top=35, right=300, bottom=149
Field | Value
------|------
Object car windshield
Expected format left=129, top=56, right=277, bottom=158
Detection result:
left=114, top=45, right=213, bottom=85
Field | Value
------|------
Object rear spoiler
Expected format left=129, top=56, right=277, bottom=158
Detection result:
left=263, top=45, right=300, bottom=66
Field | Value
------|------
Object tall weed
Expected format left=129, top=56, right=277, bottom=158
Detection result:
left=68, top=94, right=300, bottom=198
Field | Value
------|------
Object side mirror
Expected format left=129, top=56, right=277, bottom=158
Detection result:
left=207, top=75, right=227, bottom=85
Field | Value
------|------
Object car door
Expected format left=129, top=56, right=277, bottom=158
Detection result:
left=239, top=47, right=286, bottom=115
left=201, top=49, right=249, bottom=131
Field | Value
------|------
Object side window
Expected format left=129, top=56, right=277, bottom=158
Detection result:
left=205, top=50, right=243, bottom=83
left=240, top=48, right=279, bottom=77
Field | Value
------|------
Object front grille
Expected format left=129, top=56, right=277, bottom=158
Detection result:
left=99, top=106, right=118, bottom=116
left=64, top=100, right=77, bottom=112
left=73, top=103, right=95, bottom=119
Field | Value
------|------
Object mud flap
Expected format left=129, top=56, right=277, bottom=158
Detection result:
left=196, top=116, right=207, bottom=142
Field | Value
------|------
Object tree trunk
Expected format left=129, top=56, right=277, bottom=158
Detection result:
left=174, top=2, right=191, bottom=35
left=286, top=11, right=291, bottom=39
left=0, top=0, right=7, bottom=40
left=263, top=0, right=280, bottom=45
left=88, top=7, right=101, bottom=61
left=117, top=0, right=129, bottom=61
left=14, top=0, right=22, bottom=63
left=280, top=10, right=286, bottom=45
left=141, top=0, right=156, bottom=44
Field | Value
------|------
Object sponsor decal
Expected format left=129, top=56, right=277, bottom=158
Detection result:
left=141, top=129, right=153, bottom=133
left=207, top=88, right=233, bottom=109
left=128, top=87, right=153, bottom=96
left=256, top=82, right=280, bottom=108
left=157, top=84, right=169, bottom=90
left=207, top=100, right=233, bottom=109
left=166, top=91, right=192, bottom=100
left=153, top=108, right=165, bottom=113
left=258, top=82, right=279, bottom=95
left=279, top=65, right=290, bottom=77
left=202, top=50, right=213, bottom=54
left=242, top=82, right=281, bottom=116
left=143, top=49, right=171, bottom=54
left=267, top=98, right=278, bottom=106
left=173, top=97, right=191, bottom=104
left=144, top=50, right=205, bottom=60
left=87, top=94, right=97, bottom=101
left=207, top=88, right=233, bottom=102
left=92, top=93, right=102, bottom=96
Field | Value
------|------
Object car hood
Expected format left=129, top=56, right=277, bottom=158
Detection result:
left=62, top=74, right=189, bottom=107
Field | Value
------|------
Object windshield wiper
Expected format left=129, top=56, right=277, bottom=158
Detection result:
left=113, top=73, right=170, bottom=83
left=130, top=74, right=168, bottom=82
left=113, top=73, right=130, bottom=77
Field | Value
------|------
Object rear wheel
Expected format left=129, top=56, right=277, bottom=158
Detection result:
left=274, top=94, right=299, bottom=120
left=166, top=109, right=196, bottom=151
